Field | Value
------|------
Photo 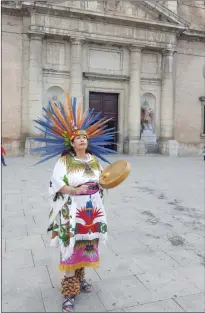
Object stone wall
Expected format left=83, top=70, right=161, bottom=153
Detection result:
left=175, top=40, right=205, bottom=145
left=2, top=14, right=23, bottom=153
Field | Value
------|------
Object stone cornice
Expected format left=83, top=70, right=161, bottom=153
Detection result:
left=2, top=1, right=188, bottom=32
left=83, top=72, right=129, bottom=81
left=28, top=25, right=176, bottom=50
left=3, top=1, right=204, bottom=41
left=178, top=29, right=205, bottom=42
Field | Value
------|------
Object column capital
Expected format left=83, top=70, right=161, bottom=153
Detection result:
left=70, top=37, right=84, bottom=45
left=129, top=45, right=143, bottom=53
left=162, top=49, right=177, bottom=57
left=199, top=96, right=205, bottom=105
left=28, top=32, right=44, bottom=41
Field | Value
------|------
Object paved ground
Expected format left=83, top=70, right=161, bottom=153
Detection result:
left=2, top=155, right=205, bottom=312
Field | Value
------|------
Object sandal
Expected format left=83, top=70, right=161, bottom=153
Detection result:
left=62, top=296, right=75, bottom=312
left=80, top=279, right=92, bottom=293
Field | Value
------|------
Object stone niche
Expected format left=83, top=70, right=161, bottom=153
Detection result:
left=46, top=86, right=65, bottom=107
left=141, top=92, right=159, bottom=153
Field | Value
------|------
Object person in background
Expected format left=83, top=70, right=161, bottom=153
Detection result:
left=1, top=145, right=7, bottom=166
left=203, top=146, right=205, bottom=161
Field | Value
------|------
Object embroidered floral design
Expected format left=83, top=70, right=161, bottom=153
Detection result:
left=59, top=222, right=73, bottom=247
left=62, top=175, right=69, bottom=186
left=53, top=192, right=64, bottom=202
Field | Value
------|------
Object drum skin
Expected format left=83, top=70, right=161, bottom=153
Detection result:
left=99, top=160, right=131, bottom=189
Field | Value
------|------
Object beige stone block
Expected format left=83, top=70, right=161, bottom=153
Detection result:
left=2, top=14, right=22, bottom=33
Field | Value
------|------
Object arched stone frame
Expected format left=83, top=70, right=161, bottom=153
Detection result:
left=141, top=92, right=156, bottom=132
left=44, top=86, right=65, bottom=139
left=45, top=86, right=65, bottom=109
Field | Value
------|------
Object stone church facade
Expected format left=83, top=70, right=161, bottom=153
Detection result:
left=2, top=0, right=205, bottom=156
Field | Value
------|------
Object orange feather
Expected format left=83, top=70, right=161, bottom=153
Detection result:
left=51, top=103, right=69, bottom=130
left=86, top=118, right=112, bottom=136
left=65, top=91, right=74, bottom=122
left=76, top=102, right=82, bottom=128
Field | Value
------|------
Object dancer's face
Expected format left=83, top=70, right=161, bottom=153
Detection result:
left=72, top=135, right=88, bottom=152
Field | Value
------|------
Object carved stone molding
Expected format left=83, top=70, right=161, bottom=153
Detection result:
left=129, top=45, right=143, bottom=52
left=83, top=72, right=129, bottom=81
left=162, top=49, right=177, bottom=56
left=28, top=31, right=45, bottom=40
left=199, top=96, right=205, bottom=104
left=70, top=37, right=84, bottom=45
left=43, top=69, right=70, bottom=78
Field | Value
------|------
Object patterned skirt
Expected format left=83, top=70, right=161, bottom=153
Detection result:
left=59, top=239, right=99, bottom=272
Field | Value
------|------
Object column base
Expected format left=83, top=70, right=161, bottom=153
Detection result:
left=124, top=138, right=146, bottom=155
left=159, top=139, right=179, bottom=156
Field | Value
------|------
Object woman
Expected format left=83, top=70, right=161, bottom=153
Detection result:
left=49, top=133, right=106, bottom=311
left=30, top=93, right=116, bottom=312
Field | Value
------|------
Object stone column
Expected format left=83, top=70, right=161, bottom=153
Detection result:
left=28, top=33, right=44, bottom=135
left=199, top=96, right=205, bottom=135
left=160, top=50, right=175, bottom=139
left=126, top=45, right=144, bottom=154
left=70, top=38, right=83, bottom=101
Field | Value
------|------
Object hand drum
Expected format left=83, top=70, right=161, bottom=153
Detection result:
left=99, top=160, right=131, bottom=189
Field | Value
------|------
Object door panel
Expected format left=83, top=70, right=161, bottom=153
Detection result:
left=89, top=92, right=118, bottom=150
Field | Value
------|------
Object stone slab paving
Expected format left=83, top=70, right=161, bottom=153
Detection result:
left=2, top=155, right=205, bottom=312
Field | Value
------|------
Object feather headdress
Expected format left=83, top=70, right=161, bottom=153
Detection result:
left=30, top=91, right=117, bottom=164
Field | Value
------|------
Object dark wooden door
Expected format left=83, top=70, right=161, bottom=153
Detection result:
left=89, top=92, right=118, bottom=150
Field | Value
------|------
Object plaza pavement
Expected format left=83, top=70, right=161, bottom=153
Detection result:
left=2, top=155, right=205, bottom=312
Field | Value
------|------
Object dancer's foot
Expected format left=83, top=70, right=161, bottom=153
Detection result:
left=62, top=296, right=75, bottom=312
left=80, top=279, right=92, bottom=293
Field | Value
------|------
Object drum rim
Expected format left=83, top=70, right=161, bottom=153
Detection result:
left=99, top=160, right=131, bottom=188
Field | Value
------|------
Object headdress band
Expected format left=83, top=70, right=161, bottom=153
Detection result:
left=70, top=130, right=87, bottom=141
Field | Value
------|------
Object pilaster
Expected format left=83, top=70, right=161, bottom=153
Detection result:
left=125, top=45, right=145, bottom=155
left=70, top=37, right=83, bottom=101
left=160, top=49, right=176, bottom=139
left=28, top=32, right=44, bottom=135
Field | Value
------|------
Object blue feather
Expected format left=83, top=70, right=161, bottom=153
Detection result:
left=33, top=151, right=61, bottom=165
left=72, top=97, right=77, bottom=125
left=81, top=109, right=95, bottom=129
left=88, top=148, right=111, bottom=163
left=59, top=103, right=70, bottom=126
left=45, top=102, right=66, bottom=130
left=84, top=112, right=103, bottom=129
left=31, top=144, right=65, bottom=153
left=89, top=144, right=118, bottom=155
left=87, top=111, right=102, bottom=126
left=29, top=137, right=64, bottom=144
left=33, top=126, right=60, bottom=140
